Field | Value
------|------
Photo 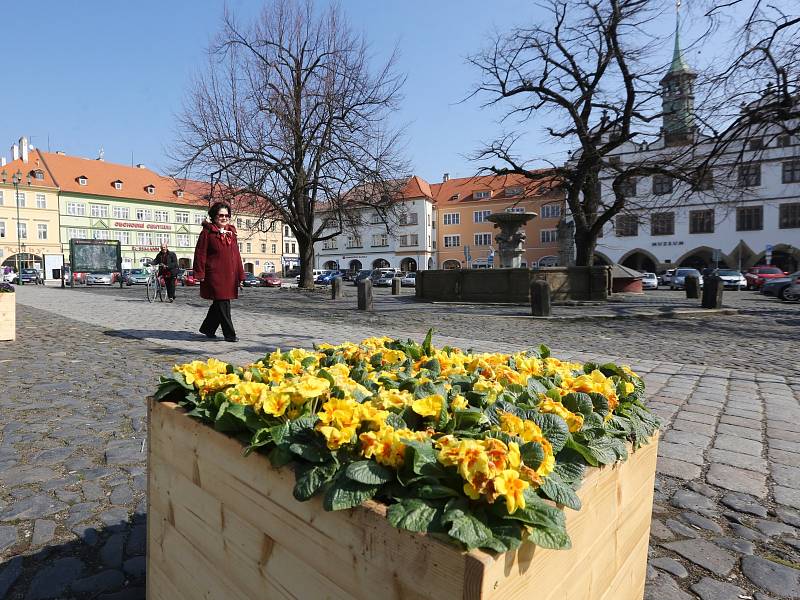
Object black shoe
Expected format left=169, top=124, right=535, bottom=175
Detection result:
left=168, top=298, right=174, bottom=303
left=200, top=329, right=217, bottom=339
left=224, top=337, right=239, bottom=343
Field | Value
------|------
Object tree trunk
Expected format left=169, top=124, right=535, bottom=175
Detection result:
left=298, top=235, right=316, bottom=288
left=574, top=230, right=596, bottom=267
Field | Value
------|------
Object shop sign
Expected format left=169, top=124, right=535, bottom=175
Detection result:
left=651, top=240, right=684, bottom=247
left=114, top=221, right=172, bottom=231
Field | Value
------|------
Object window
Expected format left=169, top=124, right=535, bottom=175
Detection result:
left=246, top=242, right=252, bottom=253
left=474, top=233, right=492, bottom=246
left=78, top=177, right=87, bottom=186
left=261, top=243, right=267, bottom=253
left=176, top=189, right=184, bottom=198
left=737, top=163, right=761, bottom=187
left=18, top=222, right=27, bottom=239
left=66, top=228, right=88, bottom=240
left=777, top=135, right=792, bottom=148
left=689, top=209, right=714, bottom=234
left=284, top=225, right=290, bottom=237
left=779, top=203, right=800, bottom=229
left=67, top=202, right=85, bottom=216
left=540, top=229, right=559, bottom=243
left=749, top=138, right=764, bottom=150
left=236, top=218, right=243, bottom=228
left=113, top=206, right=129, bottom=219
left=370, top=213, right=382, bottom=225
left=505, top=186, right=523, bottom=197
left=33, top=170, right=44, bottom=180
left=399, top=212, right=418, bottom=226
left=177, top=234, right=190, bottom=247
left=238, top=242, right=242, bottom=251
left=175, top=211, right=189, bottom=224
left=371, top=233, right=388, bottom=247
left=136, top=208, right=152, bottom=221
left=619, top=178, right=638, bottom=197
left=246, top=219, right=251, bottom=229
left=114, top=231, right=130, bottom=244
left=541, top=204, right=562, bottom=219
left=93, top=229, right=110, bottom=240
left=443, top=212, right=460, bottom=225
left=271, top=243, right=276, bottom=254
left=194, top=213, right=205, bottom=224
left=0, top=221, right=5, bottom=237
left=608, top=156, right=621, bottom=166
left=651, top=212, right=675, bottom=236
left=37, top=223, right=47, bottom=240
left=0, top=191, right=3, bottom=205
left=473, top=210, right=492, bottom=223
left=399, top=234, right=419, bottom=247
left=90, top=204, right=109, bottom=218
left=443, top=235, right=460, bottom=247
left=782, top=161, right=800, bottom=184
left=346, top=235, right=362, bottom=248
left=36, top=193, right=46, bottom=208
left=736, top=206, right=763, bottom=231
left=652, top=175, right=673, bottom=195
left=16, top=192, right=26, bottom=208
left=291, top=243, right=296, bottom=254
left=154, top=210, right=169, bottom=222
left=474, top=191, right=491, bottom=199
left=284, top=242, right=290, bottom=253
left=114, top=181, right=123, bottom=190
left=137, top=232, right=153, bottom=245
left=505, top=207, right=525, bottom=213
left=615, top=214, right=638, bottom=237
left=153, top=233, right=169, bottom=245
left=146, top=185, right=155, bottom=195
left=693, top=168, right=714, bottom=191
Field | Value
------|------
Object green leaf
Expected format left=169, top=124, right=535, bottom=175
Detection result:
left=293, top=462, right=338, bottom=501
left=288, top=441, right=328, bottom=464
left=268, top=445, right=293, bottom=468
left=552, top=454, right=585, bottom=487
left=422, top=328, right=434, bottom=356
left=452, top=409, right=485, bottom=431
left=270, top=422, right=289, bottom=445
left=530, top=413, right=569, bottom=453
left=385, top=413, right=407, bottom=429
left=345, top=461, right=394, bottom=485
left=421, top=358, right=441, bottom=376
left=448, top=512, right=494, bottom=550
left=487, top=519, right=523, bottom=551
left=526, top=524, right=572, bottom=550
left=387, top=498, right=441, bottom=533
left=538, top=344, right=551, bottom=359
left=154, top=380, right=184, bottom=401
left=539, top=475, right=582, bottom=511
left=520, top=441, right=545, bottom=471
left=301, top=355, right=317, bottom=369
left=527, top=377, right=549, bottom=396
left=561, top=392, right=594, bottom=418
left=403, top=440, right=438, bottom=476
left=413, top=484, right=460, bottom=500
left=323, top=472, right=380, bottom=511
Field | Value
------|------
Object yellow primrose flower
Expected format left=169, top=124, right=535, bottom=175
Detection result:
left=451, top=394, right=468, bottom=411
left=537, top=397, right=584, bottom=432
left=371, top=388, right=414, bottom=410
left=224, top=381, right=269, bottom=406
left=473, top=378, right=504, bottom=403
left=624, top=381, right=635, bottom=395
left=294, top=375, right=331, bottom=399
left=318, top=425, right=357, bottom=449
left=260, top=390, right=292, bottom=417
left=493, top=470, right=529, bottom=514
left=198, top=373, right=241, bottom=398
left=412, top=394, right=444, bottom=418
left=317, top=397, right=361, bottom=429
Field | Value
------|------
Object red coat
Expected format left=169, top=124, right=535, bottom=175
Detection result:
left=193, top=221, right=246, bottom=300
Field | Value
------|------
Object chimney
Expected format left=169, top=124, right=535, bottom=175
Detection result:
left=20, top=137, right=29, bottom=163
left=136, top=163, right=146, bottom=169
left=56, top=150, right=65, bottom=155
left=0, top=157, right=5, bottom=167
left=443, top=173, right=449, bottom=182
left=11, top=144, right=19, bottom=161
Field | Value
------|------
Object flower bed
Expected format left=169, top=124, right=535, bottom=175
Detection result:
left=153, top=334, right=658, bottom=598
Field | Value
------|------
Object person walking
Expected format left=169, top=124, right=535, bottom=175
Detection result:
left=152, top=242, right=180, bottom=302
left=193, top=202, right=246, bottom=342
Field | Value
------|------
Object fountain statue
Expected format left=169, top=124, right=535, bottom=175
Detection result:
left=486, top=211, right=538, bottom=268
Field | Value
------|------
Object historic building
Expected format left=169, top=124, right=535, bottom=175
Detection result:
left=590, top=20, right=800, bottom=273
left=431, top=172, right=564, bottom=269
left=0, top=139, right=67, bottom=279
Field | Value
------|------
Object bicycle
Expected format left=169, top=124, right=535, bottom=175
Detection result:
left=146, top=264, right=166, bottom=303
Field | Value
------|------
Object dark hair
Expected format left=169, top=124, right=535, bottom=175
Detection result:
left=208, top=202, right=232, bottom=220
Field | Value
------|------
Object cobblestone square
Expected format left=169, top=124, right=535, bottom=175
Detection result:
left=1, top=285, right=799, bottom=599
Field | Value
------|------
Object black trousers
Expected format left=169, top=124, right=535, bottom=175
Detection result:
left=164, top=275, right=176, bottom=300
left=200, top=300, right=236, bottom=339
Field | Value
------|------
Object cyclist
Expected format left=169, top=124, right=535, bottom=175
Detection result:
left=152, top=243, right=180, bottom=303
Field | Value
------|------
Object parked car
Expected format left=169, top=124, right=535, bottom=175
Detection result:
left=63, top=268, right=87, bottom=285
left=86, top=272, right=114, bottom=286
left=258, top=272, right=282, bottom=287
left=352, top=269, right=373, bottom=286
left=1, top=267, right=15, bottom=283
left=17, top=268, right=43, bottom=285
left=126, top=269, right=149, bottom=285
left=641, top=272, right=658, bottom=290
left=296, top=269, right=327, bottom=284
left=761, top=274, right=793, bottom=298
left=782, top=273, right=800, bottom=301
left=317, top=271, right=348, bottom=285
left=708, top=269, right=747, bottom=290
left=670, top=268, right=704, bottom=290
left=181, top=270, right=198, bottom=286
left=400, top=272, right=417, bottom=287
left=659, top=269, right=675, bottom=286
left=370, top=268, right=401, bottom=285
left=374, top=270, right=402, bottom=287
left=242, top=273, right=262, bottom=287
left=744, top=266, right=788, bottom=290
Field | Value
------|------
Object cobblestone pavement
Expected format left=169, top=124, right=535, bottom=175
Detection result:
left=1, top=286, right=800, bottom=599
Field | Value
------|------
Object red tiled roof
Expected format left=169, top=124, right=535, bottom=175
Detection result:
left=430, top=172, right=561, bottom=205
left=401, top=175, right=433, bottom=199
left=1, top=150, right=59, bottom=188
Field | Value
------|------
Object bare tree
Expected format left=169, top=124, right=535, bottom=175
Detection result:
left=173, top=0, right=408, bottom=287
left=469, top=0, right=724, bottom=266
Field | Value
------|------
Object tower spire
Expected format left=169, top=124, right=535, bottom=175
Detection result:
left=668, top=0, right=690, bottom=74
left=660, top=0, right=697, bottom=146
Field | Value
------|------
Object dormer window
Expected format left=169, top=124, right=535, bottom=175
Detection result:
left=32, top=170, right=45, bottom=180
left=474, top=190, right=491, bottom=200
left=505, top=186, right=523, bottom=197
left=175, top=189, right=184, bottom=198
left=113, top=180, right=123, bottom=190
left=450, top=193, right=460, bottom=201
left=77, top=176, right=88, bottom=186
left=145, top=185, right=155, bottom=195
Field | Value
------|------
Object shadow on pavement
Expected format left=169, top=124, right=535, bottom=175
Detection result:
left=1, top=514, right=146, bottom=600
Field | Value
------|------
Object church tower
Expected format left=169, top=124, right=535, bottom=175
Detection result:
left=660, top=6, right=696, bottom=146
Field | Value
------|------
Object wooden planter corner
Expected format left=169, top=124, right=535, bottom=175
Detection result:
left=0, top=292, right=15, bottom=341
left=147, top=398, right=659, bottom=600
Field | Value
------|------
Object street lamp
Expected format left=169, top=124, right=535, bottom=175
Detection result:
left=1, top=168, right=31, bottom=284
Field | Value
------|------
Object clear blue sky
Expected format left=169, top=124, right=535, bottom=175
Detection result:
left=1, top=0, right=722, bottom=184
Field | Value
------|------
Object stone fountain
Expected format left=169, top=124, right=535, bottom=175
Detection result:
left=486, top=211, right=538, bottom=268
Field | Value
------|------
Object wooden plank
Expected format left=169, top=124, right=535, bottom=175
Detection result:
left=148, top=398, right=658, bottom=600
left=0, top=293, right=15, bottom=341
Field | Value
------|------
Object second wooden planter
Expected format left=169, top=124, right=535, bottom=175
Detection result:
left=0, top=292, right=15, bottom=341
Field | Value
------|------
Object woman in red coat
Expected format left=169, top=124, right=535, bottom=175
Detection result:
left=193, top=202, right=246, bottom=342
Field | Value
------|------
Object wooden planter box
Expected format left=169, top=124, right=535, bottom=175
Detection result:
left=147, top=398, right=658, bottom=600
left=0, top=293, right=15, bottom=341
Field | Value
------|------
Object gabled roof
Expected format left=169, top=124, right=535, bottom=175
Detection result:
left=401, top=175, right=433, bottom=200
left=430, top=172, right=561, bottom=205
left=0, top=150, right=59, bottom=188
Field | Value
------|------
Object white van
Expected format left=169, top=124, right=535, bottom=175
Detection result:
left=295, top=269, right=328, bottom=284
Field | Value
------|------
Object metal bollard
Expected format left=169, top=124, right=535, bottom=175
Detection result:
left=702, top=275, right=724, bottom=309
left=685, top=275, right=700, bottom=299
left=530, top=279, right=552, bottom=317
left=331, top=277, right=343, bottom=300
left=357, top=278, right=373, bottom=311
left=391, top=277, right=401, bottom=295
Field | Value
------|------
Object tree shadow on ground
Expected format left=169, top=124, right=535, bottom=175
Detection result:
left=0, top=513, right=146, bottom=600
